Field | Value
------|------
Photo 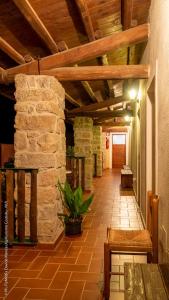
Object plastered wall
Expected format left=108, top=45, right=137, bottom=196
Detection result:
left=142, top=0, right=169, bottom=261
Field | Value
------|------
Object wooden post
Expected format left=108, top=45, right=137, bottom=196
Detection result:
left=152, top=196, right=159, bottom=263
left=104, top=242, right=111, bottom=300
left=76, top=158, right=80, bottom=187
left=30, top=170, right=38, bottom=243
left=6, top=170, right=14, bottom=243
left=81, top=158, right=85, bottom=191
left=0, top=172, right=3, bottom=240
left=17, top=170, right=25, bottom=242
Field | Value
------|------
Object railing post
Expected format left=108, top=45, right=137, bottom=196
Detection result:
left=17, top=170, right=25, bottom=242
left=82, top=158, right=85, bottom=191
left=30, top=170, right=38, bottom=243
left=0, top=172, right=3, bottom=240
left=6, top=170, right=14, bottom=244
left=76, top=158, right=80, bottom=187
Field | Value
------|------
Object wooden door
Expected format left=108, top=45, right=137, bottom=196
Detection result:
left=112, top=134, right=126, bottom=168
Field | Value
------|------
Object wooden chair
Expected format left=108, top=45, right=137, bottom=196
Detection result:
left=103, top=192, right=159, bottom=300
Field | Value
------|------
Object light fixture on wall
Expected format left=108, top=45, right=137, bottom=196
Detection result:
left=129, top=88, right=142, bottom=102
left=129, top=88, right=137, bottom=100
left=124, top=115, right=131, bottom=122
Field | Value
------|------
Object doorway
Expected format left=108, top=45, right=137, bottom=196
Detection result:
left=112, top=134, right=126, bottom=168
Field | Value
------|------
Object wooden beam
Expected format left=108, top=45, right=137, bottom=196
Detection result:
left=121, top=0, right=133, bottom=30
left=0, top=37, right=25, bottom=64
left=59, top=43, right=99, bottom=103
left=0, top=64, right=149, bottom=84
left=68, top=96, right=126, bottom=114
left=0, top=24, right=149, bottom=84
left=41, top=65, right=149, bottom=81
left=67, top=109, right=133, bottom=118
left=40, top=23, right=149, bottom=70
left=75, top=0, right=95, bottom=41
left=99, top=121, right=130, bottom=127
left=13, top=0, right=59, bottom=53
left=65, top=93, right=81, bottom=107
left=0, top=61, right=39, bottom=83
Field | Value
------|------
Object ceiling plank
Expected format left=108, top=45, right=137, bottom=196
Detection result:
left=65, top=93, right=81, bottom=107
left=121, top=0, right=133, bottom=30
left=67, top=109, right=133, bottom=118
left=41, top=65, right=149, bottom=81
left=13, top=0, right=59, bottom=53
left=75, top=0, right=95, bottom=41
left=75, top=0, right=114, bottom=97
left=68, top=96, right=126, bottom=114
left=0, top=37, right=25, bottom=64
left=40, top=23, right=149, bottom=70
left=81, top=81, right=98, bottom=102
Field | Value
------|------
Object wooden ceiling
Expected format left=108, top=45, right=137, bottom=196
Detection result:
left=0, top=0, right=151, bottom=127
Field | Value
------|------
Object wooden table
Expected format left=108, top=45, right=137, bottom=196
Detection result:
left=124, top=263, right=169, bottom=300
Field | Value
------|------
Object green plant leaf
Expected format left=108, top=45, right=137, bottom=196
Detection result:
left=57, top=181, right=93, bottom=220
left=79, top=194, right=93, bottom=214
left=58, top=181, right=74, bottom=214
left=74, top=186, right=83, bottom=214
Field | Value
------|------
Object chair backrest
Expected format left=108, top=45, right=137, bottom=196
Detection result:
left=147, top=191, right=159, bottom=262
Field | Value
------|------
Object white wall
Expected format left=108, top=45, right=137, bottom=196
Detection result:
left=142, top=0, right=169, bottom=261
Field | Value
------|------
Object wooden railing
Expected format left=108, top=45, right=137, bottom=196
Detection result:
left=66, top=156, right=85, bottom=190
left=0, top=168, right=38, bottom=245
left=93, top=153, right=97, bottom=177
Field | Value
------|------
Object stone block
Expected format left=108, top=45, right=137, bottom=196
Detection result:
left=38, top=203, right=57, bottom=220
left=36, top=101, right=59, bottom=114
left=38, top=186, right=58, bottom=204
left=37, top=133, right=59, bottom=152
left=38, top=169, right=58, bottom=187
left=15, top=114, right=57, bottom=132
left=15, top=102, right=36, bottom=113
left=14, top=131, right=28, bottom=151
left=15, top=153, right=56, bottom=168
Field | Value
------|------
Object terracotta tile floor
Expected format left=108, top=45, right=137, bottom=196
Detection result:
left=0, top=169, right=146, bottom=300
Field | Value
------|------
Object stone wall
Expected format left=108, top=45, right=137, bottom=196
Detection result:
left=14, top=74, right=66, bottom=244
left=74, top=117, right=93, bottom=191
left=102, top=132, right=106, bottom=170
left=93, top=126, right=102, bottom=176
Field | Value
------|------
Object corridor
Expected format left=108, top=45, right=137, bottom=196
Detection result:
left=0, top=170, right=146, bottom=300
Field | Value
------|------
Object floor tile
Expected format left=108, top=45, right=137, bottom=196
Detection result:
left=62, top=280, right=85, bottom=300
left=6, top=287, right=29, bottom=300
left=0, top=170, right=145, bottom=299
left=50, top=271, right=71, bottom=289
left=25, top=288, right=63, bottom=299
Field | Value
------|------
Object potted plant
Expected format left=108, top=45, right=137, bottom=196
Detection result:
left=57, top=181, right=93, bottom=235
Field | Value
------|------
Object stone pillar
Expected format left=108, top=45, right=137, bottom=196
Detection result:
left=93, top=126, right=103, bottom=176
left=74, top=117, right=93, bottom=191
left=14, top=74, right=66, bottom=244
left=102, top=132, right=106, bottom=170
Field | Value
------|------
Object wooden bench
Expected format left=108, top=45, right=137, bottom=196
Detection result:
left=121, top=169, right=133, bottom=189
left=123, top=165, right=130, bottom=170
left=124, top=263, right=169, bottom=299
